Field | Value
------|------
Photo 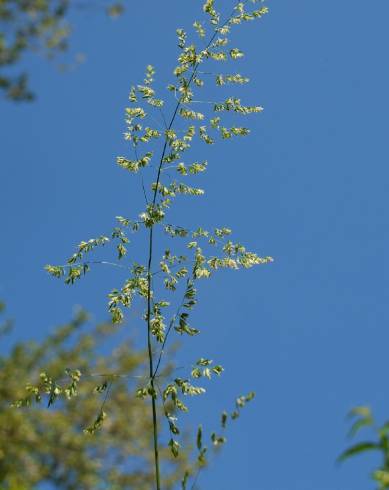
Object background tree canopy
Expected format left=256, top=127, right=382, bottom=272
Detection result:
left=0, top=0, right=124, bottom=101
left=0, top=303, right=187, bottom=489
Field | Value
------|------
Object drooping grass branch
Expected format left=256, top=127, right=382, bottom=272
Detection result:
left=43, top=1, right=273, bottom=489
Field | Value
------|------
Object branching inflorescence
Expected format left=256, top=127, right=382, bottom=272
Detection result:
left=43, top=1, right=273, bottom=488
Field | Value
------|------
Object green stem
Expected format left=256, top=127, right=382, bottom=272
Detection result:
left=145, top=4, right=245, bottom=488
left=147, top=226, right=161, bottom=490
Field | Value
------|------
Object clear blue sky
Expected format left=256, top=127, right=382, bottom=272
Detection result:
left=1, top=1, right=389, bottom=489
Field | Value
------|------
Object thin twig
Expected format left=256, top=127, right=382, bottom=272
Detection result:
left=190, top=466, right=202, bottom=490
left=56, top=260, right=131, bottom=271
left=134, top=146, right=149, bottom=205
left=159, top=107, right=168, bottom=130
left=100, top=378, right=113, bottom=411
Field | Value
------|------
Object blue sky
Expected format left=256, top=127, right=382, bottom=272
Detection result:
left=1, top=1, right=389, bottom=489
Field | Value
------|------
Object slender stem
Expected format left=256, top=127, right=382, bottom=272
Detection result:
left=145, top=4, right=246, bottom=488
left=100, top=378, right=113, bottom=411
left=153, top=291, right=187, bottom=379
left=145, top=47, right=192, bottom=490
left=147, top=226, right=162, bottom=490
left=190, top=466, right=202, bottom=490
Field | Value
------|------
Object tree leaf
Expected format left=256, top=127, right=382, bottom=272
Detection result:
left=337, top=442, right=380, bottom=463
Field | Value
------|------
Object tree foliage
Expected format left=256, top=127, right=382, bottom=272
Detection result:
left=339, top=406, right=389, bottom=489
left=0, top=303, right=187, bottom=489
left=0, top=0, right=124, bottom=101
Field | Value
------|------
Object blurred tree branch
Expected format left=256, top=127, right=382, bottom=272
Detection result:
left=0, top=0, right=124, bottom=101
left=0, top=303, right=188, bottom=489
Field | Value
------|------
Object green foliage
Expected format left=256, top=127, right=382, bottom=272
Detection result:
left=339, top=406, right=389, bottom=489
left=1, top=305, right=187, bottom=489
left=44, top=1, right=272, bottom=488
left=0, top=0, right=125, bottom=101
